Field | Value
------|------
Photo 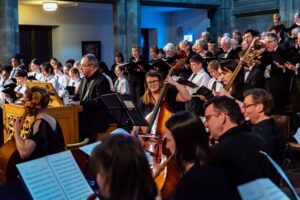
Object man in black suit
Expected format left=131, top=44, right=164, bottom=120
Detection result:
left=204, top=96, right=271, bottom=197
left=263, top=32, right=291, bottom=114
left=218, top=36, right=238, bottom=60
left=72, top=54, right=111, bottom=141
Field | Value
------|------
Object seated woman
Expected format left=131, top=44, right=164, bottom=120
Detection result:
left=131, top=70, right=190, bottom=135
left=89, top=134, right=158, bottom=200
left=14, top=86, right=65, bottom=160
left=164, top=111, right=233, bottom=200
left=0, top=86, right=65, bottom=199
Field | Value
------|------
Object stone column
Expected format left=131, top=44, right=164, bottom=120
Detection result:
left=0, top=0, right=19, bottom=66
left=113, top=0, right=140, bottom=61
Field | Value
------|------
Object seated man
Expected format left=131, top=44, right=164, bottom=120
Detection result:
left=72, top=54, right=111, bottom=141
left=243, top=88, right=286, bottom=166
left=204, top=96, right=271, bottom=197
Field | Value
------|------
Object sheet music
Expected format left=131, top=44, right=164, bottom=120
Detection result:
left=16, top=157, right=66, bottom=200
left=238, top=178, right=289, bottom=200
left=110, top=128, right=130, bottom=135
left=47, top=151, right=94, bottom=200
left=260, top=151, right=299, bottom=199
left=17, top=151, right=95, bottom=200
left=293, top=128, right=300, bottom=144
left=79, top=141, right=101, bottom=156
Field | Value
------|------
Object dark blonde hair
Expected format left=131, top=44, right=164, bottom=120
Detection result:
left=208, top=60, right=220, bottom=71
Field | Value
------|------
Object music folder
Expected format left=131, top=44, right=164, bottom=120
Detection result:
left=100, top=93, right=148, bottom=126
left=16, top=151, right=95, bottom=200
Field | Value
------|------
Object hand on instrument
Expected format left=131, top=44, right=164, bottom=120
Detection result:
left=164, top=75, right=177, bottom=86
left=13, top=116, right=23, bottom=136
left=131, top=126, right=140, bottom=136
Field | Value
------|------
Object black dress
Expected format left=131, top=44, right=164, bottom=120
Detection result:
left=25, top=118, right=65, bottom=161
left=173, top=164, right=233, bottom=200
left=0, top=118, right=65, bottom=199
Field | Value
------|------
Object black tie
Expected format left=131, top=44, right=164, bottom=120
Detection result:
left=212, top=80, right=217, bottom=91
left=190, top=73, right=197, bottom=81
left=115, top=79, right=120, bottom=90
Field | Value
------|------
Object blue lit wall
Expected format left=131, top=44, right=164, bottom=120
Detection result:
left=141, top=6, right=210, bottom=47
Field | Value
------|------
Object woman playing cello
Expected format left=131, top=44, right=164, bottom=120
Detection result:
left=131, top=70, right=190, bottom=135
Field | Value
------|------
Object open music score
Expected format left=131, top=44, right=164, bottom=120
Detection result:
left=16, top=151, right=96, bottom=200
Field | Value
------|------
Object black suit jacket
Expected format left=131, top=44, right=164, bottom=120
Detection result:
left=242, top=65, right=266, bottom=91
left=73, top=70, right=111, bottom=140
left=211, top=126, right=271, bottom=194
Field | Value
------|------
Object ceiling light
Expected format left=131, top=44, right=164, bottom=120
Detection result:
left=43, top=2, right=58, bottom=12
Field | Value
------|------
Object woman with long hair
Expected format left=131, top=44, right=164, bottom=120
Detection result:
left=89, top=134, right=158, bottom=200
left=164, top=111, right=232, bottom=199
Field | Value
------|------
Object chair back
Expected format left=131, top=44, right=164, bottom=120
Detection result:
left=272, top=115, right=291, bottom=140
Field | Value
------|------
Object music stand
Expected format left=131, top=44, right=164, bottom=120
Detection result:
left=100, top=93, right=149, bottom=127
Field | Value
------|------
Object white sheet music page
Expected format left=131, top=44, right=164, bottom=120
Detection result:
left=237, top=178, right=289, bottom=200
left=16, top=157, right=66, bottom=200
left=46, top=151, right=94, bottom=200
left=293, top=127, right=300, bottom=144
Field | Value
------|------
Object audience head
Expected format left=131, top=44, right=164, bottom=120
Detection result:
left=244, top=29, right=259, bottom=45
left=115, top=52, right=124, bottom=64
left=265, top=32, right=278, bottom=52
left=232, top=30, right=242, bottom=43
left=204, top=96, right=244, bottom=139
left=207, top=60, right=220, bottom=79
left=273, top=13, right=281, bottom=25
left=190, top=54, right=204, bottom=73
left=10, top=55, right=22, bottom=68
left=165, top=111, right=209, bottom=171
left=163, top=43, right=176, bottom=58
left=50, top=57, right=58, bottom=67
left=149, top=46, right=159, bottom=59
left=243, top=88, right=274, bottom=124
left=40, top=62, right=54, bottom=77
left=69, top=67, right=80, bottom=81
left=90, top=134, right=157, bottom=200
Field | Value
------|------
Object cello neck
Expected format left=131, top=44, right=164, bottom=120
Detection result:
left=145, top=69, right=173, bottom=134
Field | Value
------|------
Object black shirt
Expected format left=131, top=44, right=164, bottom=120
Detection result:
left=211, top=126, right=272, bottom=196
left=173, top=164, right=233, bottom=200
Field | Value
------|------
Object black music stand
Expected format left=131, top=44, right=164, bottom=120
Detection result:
left=100, top=93, right=149, bottom=127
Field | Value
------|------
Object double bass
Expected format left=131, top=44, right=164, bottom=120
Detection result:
left=139, top=57, right=186, bottom=200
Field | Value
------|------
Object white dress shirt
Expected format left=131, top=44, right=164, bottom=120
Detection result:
left=207, top=77, right=223, bottom=92
left=187, top=68, right=210, bottom=94
left=114, top=76, right=130, bottom=95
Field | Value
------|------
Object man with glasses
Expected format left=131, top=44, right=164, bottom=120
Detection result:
left=204, top=96, right=271, bottom=197
left=72, top=54, right=110, bottom=142
left=263, top=32, right=291, bottom=114
left=243, top=89, right=285, bottom=167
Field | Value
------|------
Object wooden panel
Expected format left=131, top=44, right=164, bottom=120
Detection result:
left=2, top=104, right=80, bottom=146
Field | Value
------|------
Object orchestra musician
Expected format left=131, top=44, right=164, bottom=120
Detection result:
left=164, top=111, right=233, bottom=200
left=131, top=70, right=190, bottom=135
left=0, top=86, right=65, bottom=199
left=89, top=134, right=159, bottom=200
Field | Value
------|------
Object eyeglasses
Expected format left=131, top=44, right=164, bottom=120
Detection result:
left=204, top=113, right=220, bottom=122
left=266, top=40, right=276, bottom=44
left=243, top=103, right=257, bottom=109
left=147, top=80, right=160, bottom=85
left=81, top=64, right=91, bottom=68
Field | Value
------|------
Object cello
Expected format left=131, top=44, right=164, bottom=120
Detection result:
left=139, top=57, right=186, bottom=200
